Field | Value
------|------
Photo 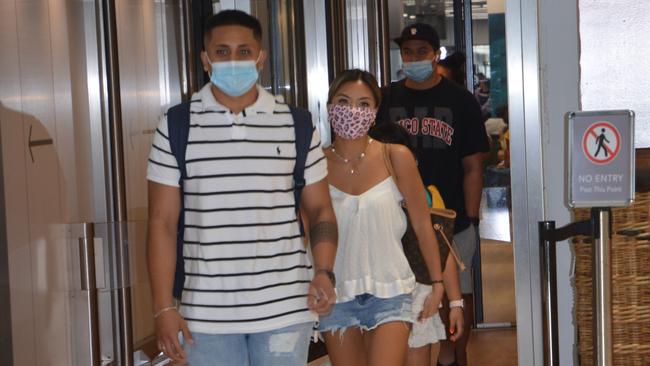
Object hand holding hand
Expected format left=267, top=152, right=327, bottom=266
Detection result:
left=307, top=271, right=336, bottom=315
left=155, top=308, right=192, bottom=364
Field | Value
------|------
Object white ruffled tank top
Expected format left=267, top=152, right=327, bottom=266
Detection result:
left=329, top=176, right=416, bottom=303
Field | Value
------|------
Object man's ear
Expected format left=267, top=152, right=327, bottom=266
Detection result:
left=256, top=50, right=267, bottom=71
left=200, top=51, right=211, bottom=73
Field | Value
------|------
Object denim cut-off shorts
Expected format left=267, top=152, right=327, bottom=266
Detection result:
left=318, top=293, right=413, bottom=336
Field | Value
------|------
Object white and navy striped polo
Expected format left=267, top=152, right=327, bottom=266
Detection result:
left=147, top=84, right=327, bottom=334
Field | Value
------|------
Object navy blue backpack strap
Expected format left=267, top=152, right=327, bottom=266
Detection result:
left=289, top=106, right=314, bottom=236
left=166, top=101, right=191, bottom=299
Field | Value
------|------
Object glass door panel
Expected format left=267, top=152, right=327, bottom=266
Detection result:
left=0, top=1, right=108, bottom=364
left=114, top=0, right=186, bottom=354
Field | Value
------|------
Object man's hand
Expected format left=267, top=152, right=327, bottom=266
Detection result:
left=155, top=309, right=193, bottom=363
left=147, top=182, right=187, bottom=361
left=418, top=283, right=444, bottom=321
left=307, top=271, right=336, bottom=315
left=448, top=307, right=464, bottom=341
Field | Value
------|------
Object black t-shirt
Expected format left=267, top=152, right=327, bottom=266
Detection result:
left=377, top=78, right=490, bottom=233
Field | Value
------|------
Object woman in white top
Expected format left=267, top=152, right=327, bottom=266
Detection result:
left=317, top=69, right=444, bottom=366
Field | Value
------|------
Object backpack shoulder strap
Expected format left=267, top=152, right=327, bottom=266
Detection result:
left=165, top=101, right=190, bottom=300
left=289, top=106, right=314, bottom=236
left=166, top=101, right=191, bottom=180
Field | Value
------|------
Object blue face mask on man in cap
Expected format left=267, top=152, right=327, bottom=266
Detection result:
left=402, top=59, right=435, bottom=83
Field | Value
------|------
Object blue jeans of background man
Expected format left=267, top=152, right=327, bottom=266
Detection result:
left=184, top=322, right=314, bottom=366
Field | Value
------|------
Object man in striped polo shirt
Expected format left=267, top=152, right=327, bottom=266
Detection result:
left=146, top=10, right=337, bottom=366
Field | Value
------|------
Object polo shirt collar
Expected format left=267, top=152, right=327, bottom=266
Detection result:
left=198, top=84, right=276, bottom=115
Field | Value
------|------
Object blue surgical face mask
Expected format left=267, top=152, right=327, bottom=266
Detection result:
left=402, top=59, right=434, bottom=83
left=208, top=54, right=260, bottom=97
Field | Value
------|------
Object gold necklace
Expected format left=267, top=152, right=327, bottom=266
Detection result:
left=331, top=138, right=373, bottom=174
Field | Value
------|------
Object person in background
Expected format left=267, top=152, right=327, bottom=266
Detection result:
left=377, top=23, right=490, bottom=366
left=319, top=69, right=445, bottom=366
left=475, top=78, right=492, bottom=122
left=483, top=105, right=508, bottom=166
left=484, top=116, right=507, bottom=140
left=436, top=52, right=467, bottom=87
left=495, top=105, right=510, bottom=168
left=146, top=10, right=337, bottom=365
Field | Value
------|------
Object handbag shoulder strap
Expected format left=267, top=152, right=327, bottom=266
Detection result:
left=381, top=143, right=397, bottom=183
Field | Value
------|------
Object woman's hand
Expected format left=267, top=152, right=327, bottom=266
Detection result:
left=418, top=283, right=444, bottom=321
left=448, top=306, right=464, bottom=341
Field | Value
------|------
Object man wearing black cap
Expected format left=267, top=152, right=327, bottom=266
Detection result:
left=376, top=23, right=490, bottom=366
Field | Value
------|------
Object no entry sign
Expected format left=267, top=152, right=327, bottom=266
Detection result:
left=568, top=110, right=635, bottom=208
left=582, top=122, right=620, bottom=165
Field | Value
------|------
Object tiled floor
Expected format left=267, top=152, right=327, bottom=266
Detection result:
left=480, top=239, right=517, bottom=324
left=467, top=328, right=518, bottom=366
left=466, top=207, right=518, bottom=365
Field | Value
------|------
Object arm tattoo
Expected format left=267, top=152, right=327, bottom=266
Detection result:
left=309, top=221, right=338, bottom=249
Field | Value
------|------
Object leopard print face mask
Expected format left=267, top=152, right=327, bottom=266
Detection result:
left=328, top=104, right=377, bottom=140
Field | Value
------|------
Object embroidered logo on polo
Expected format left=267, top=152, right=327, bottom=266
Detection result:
left=328, top=104, right=378, bottom=140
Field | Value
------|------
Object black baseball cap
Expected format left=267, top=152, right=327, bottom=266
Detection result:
left=393, top=23, right=440, bottom=50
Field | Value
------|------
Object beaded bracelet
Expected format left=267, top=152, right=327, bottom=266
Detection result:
left=449, top=299, right=465, bottom=309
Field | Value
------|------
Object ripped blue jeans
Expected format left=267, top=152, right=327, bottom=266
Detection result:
left=183, top=322, right=314, bottom=366
left=318, top=293, right=413, bottom=336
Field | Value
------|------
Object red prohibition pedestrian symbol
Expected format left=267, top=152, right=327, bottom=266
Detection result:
left=582, top=121, right=620, bottom=165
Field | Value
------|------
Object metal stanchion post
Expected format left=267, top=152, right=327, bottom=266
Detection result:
left=539, top=221, right=559, bottom=366
left=538, top=218, right=591, bottom=366
left=592, top=208, right=612, bottom=366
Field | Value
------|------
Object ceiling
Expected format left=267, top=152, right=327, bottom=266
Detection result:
left=400, top=0, right=489, bottom=20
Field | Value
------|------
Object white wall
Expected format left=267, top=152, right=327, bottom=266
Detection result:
left=579, top=1, right=650, bottom=148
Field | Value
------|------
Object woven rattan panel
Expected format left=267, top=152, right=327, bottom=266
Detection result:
left=573, top=192, right=650, bottom=365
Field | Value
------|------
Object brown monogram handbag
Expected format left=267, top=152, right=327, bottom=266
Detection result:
left=381, top=144, right=465, bottom=284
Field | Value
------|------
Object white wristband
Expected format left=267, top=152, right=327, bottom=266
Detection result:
left=449, top=299, right=464, bottom=309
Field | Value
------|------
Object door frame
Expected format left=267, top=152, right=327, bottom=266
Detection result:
left=0, top=116, right=13, bottom=366
left=506, top=0, right=546, bottom=364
